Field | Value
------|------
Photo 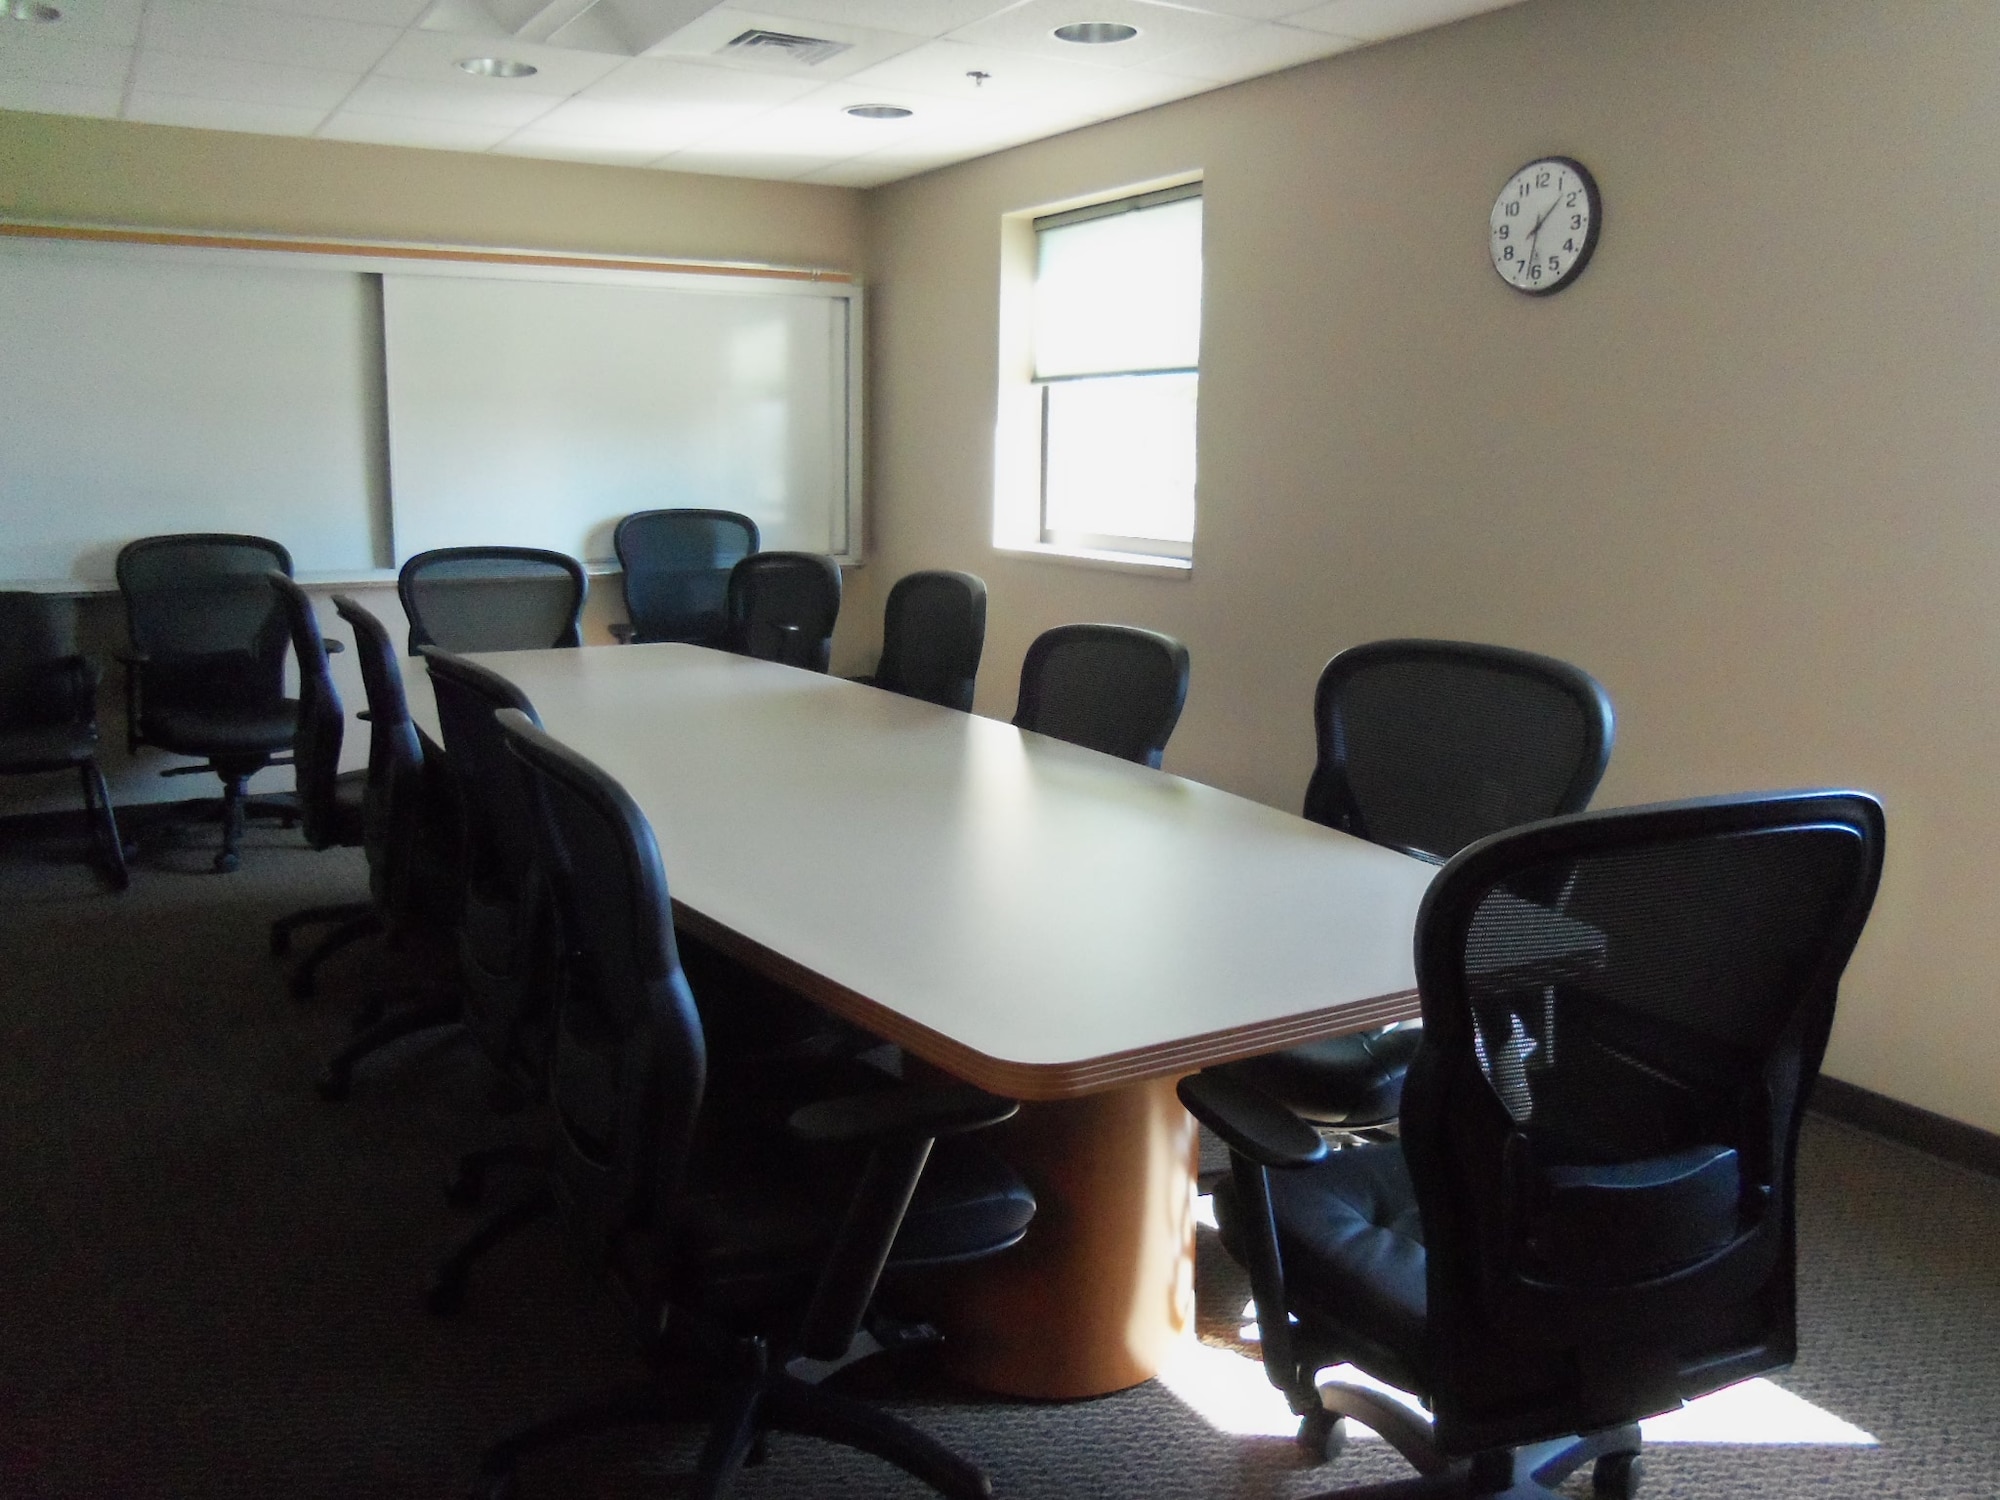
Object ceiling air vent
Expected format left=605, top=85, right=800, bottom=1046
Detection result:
left=721, top=28, right=851, bottom=66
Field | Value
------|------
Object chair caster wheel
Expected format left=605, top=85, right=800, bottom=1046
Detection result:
left=1593, top=1451, right=1644, bottom=1499
left=315, top=1067, right=351, bottom=1102
left=1298, top=1409, right=1347, bottom=1462
left=426, top=1274, right=467, bottom=1317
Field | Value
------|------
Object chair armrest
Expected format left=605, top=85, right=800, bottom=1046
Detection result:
left=609, top=621, right=635, bottom=644
left=790, top=1083, right=1018, bottom=1146
left=1177, top=1070, right=1328, bottom=1170
left=325, top=638, right=345, bottom=654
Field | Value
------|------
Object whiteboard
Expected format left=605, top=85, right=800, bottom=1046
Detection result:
left=0, top=239, right=388, bottom=583
left=383, top=272, right=854, bottom=565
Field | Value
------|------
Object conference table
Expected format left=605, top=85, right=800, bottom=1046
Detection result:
left=425, top=642, right=1437, bottom=1399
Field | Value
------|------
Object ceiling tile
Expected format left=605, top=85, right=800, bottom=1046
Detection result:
left=0, top=38, right=133, bottom=89
left=129, top=50, right=362, bottom=109
left=946, top=0, right=1254, bottom=69
left=139, top=0, right=404, bottom=74
left=339, top=71, right=569, bottom=125
left=370, top=26, right=628, bottom=93
left=651, top=145, right=827, bottom=180
left=222, top=0, right=431, bottom=22
left=315, top=109, right=515, bottom=148
left=1149, top=20, right=1359, bottom=81
left=0, top=77, right=125, bottom=115
left=1173, top=0, right=1312, bottom=17
left=834, top=37, right=1195, bottom=116
left=578, top=54, right=819, bottom=107
left=729, top=0, right=1006, bottom=36
left=644, top=6, right=927, bottom=82
left=124, top=90, right=328, bottom=133
left=8, top=0, right=143, bottom=49
left=1285, top=0, right=1523, bottom=43
left=490, top=134, right=670, bottom=167
left=502, top=93, right=765, bottom=151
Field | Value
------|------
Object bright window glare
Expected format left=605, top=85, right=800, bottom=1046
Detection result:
left=1042, top=373, right=1196, bottom=544
left=1033, top=197, right=1202, bottom=378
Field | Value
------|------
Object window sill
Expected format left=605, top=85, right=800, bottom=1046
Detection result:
left=993, top=542, right=1192, bottom=578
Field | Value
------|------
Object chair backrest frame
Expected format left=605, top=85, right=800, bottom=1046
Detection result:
left=613, top=509, right=759, bottom=647
left=872, top=569, right=987, bottom=713
left=724, top=551, right=842, bottom=673
left=1013, top=622, right=1190, bottom=769
left=267, top=573, right=345, bottom=849
left=398, top=545, right=587, bottom=656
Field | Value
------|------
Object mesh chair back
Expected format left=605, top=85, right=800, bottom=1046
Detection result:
left=116, top=534, right=293, bottom=715
left=268, top=574, right=346, bottom=850
left=874, top=570, right=987, bottom=712
left=1401, top=790, right=1884, bottom=1445
left=614, top=509, right=758, bottom=646
left=398, top=547, right=586, bottom=656
left=1013, top=623, right=1189, bottom=768
left=0, top=592, right=83, bottom=728
left=332, top=595, right=428, bottom=914
left=1304, top=639, right=1613, bottom=861
left=724, top=552, right=842, bottom=672
left=498, top=708, right=706, bottom=1236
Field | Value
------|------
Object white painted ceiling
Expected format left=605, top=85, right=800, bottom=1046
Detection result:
left=0, top=0, right=1523, bottom=188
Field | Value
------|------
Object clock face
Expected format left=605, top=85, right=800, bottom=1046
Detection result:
left=1490, top=157, right=1600, bottom=294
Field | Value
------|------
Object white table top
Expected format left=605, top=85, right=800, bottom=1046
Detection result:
left=441, top=644, right=1435, bottom=1100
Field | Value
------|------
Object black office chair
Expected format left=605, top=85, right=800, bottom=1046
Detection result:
left=856, top=570, right=987, bottom=712
left=1180, top=789, right=1885, bottom=1498
left=265, top=574, right=373, bottom=995
left=0, top=591, right=127, bottom=889
left=115, top=533, right=299, bottom=873
left=1012, top=622, right=1189, bottom=768
left=397, top=546, right=586, bottom=656
left=723, top=551, right=842, bottom=671
left=465, top=707, right=1036, bottom=1500
left=316, top=644, right=551, bottom=1103
left=1223, top=640, right=1614, bottom=1132
left=611, top=508, right=759, bottom=646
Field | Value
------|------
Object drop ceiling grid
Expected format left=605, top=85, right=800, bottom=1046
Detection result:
left=0, top=0, right=1525, bottom=186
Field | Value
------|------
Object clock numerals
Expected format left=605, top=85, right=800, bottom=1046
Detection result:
left=1489, top=156, right=1600, bottom=295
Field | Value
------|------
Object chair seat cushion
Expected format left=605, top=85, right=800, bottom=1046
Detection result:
left=1215, top=1141, right=1429, bottom=1361
left=141, top=699, right=298, bottom=759
left=0, top=722, right=97, bottom=772
left=1221, top=1025, right=1423, bottom=1127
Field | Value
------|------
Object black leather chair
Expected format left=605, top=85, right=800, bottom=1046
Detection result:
left=265, top=574, right=372, bottom=994
left=1180, top=789, right=1885, bottom=1498
left=1012, top=622, right=1189, bottom=768
left=612, top=509, right=759, bottom=646
left=397, top=546, right=586, bottom=656
left=1223, top=640, right=1614, bottom=1132
left=465, top=707, right=1036, bottom=1500
left=0, top=591, right=126, bottom=889
left=723, top=551, right=841, bottom=671
left=856, top=570, right=987, bottom=712
left=115, top=533, right=299, bottom=873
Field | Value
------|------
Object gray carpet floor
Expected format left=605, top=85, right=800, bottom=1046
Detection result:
left=3, top=811, right=1997, bottom=1499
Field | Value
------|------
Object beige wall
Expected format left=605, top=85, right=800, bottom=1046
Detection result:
left=0, top=112, right=866, bottom=813
left=861, top=0, right=2000, bottom=1130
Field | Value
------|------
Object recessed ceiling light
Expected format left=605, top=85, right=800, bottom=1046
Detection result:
left=456, top=56, right=537, bottom=78
left=3, top=2, right=62, bottom=21
left=1053, top=21, right=1137, bottom=44
left=845, top=104, right=913, bottom=120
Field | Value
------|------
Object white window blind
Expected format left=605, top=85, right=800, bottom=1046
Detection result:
left=1032, top=186, right=1202, bottom=560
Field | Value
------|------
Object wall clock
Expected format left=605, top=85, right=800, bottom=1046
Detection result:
left=1489, top=157, right=1600, bottom=294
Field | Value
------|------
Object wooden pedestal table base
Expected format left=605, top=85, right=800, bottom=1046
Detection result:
left=916, top=1076, right=1200, bottom=1400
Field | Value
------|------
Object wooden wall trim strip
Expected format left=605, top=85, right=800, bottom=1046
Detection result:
left=0, top=220, right=854, bottom=284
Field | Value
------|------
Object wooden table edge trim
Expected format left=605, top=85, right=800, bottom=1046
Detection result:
left=671, top=901, right=1420, bottom=1101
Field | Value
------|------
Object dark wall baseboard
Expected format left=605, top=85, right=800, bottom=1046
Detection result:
left=1812, top=1076, right=2000, bottom=1180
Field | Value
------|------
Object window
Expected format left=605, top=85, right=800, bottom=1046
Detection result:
left=1007, top=183, right=1203, bottom=565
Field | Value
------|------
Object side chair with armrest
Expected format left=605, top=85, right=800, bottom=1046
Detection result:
left=1012, top=622, right=1189, bottom=768
left=398, top=546, right=587, bottom=656
left=611, top=508, right=759, bottom=646
left=265, top=573, right=373, bottom=995
left=1222, top=639, right=1614, bottom=1135
left=1180, top=789, right=1885, bottom=1497
left=0, top=591, right=127, bottom=889
left=114, top=533, right=300, bottom=874
left=854, top=569, right=987, bottom=712
left=464, top=709, right=1036, bottom=1500
left=723, top=551, right=841, bottom=671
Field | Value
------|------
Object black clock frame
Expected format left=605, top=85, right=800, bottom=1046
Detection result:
left=1494, top=155, right=1601, bottom=296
